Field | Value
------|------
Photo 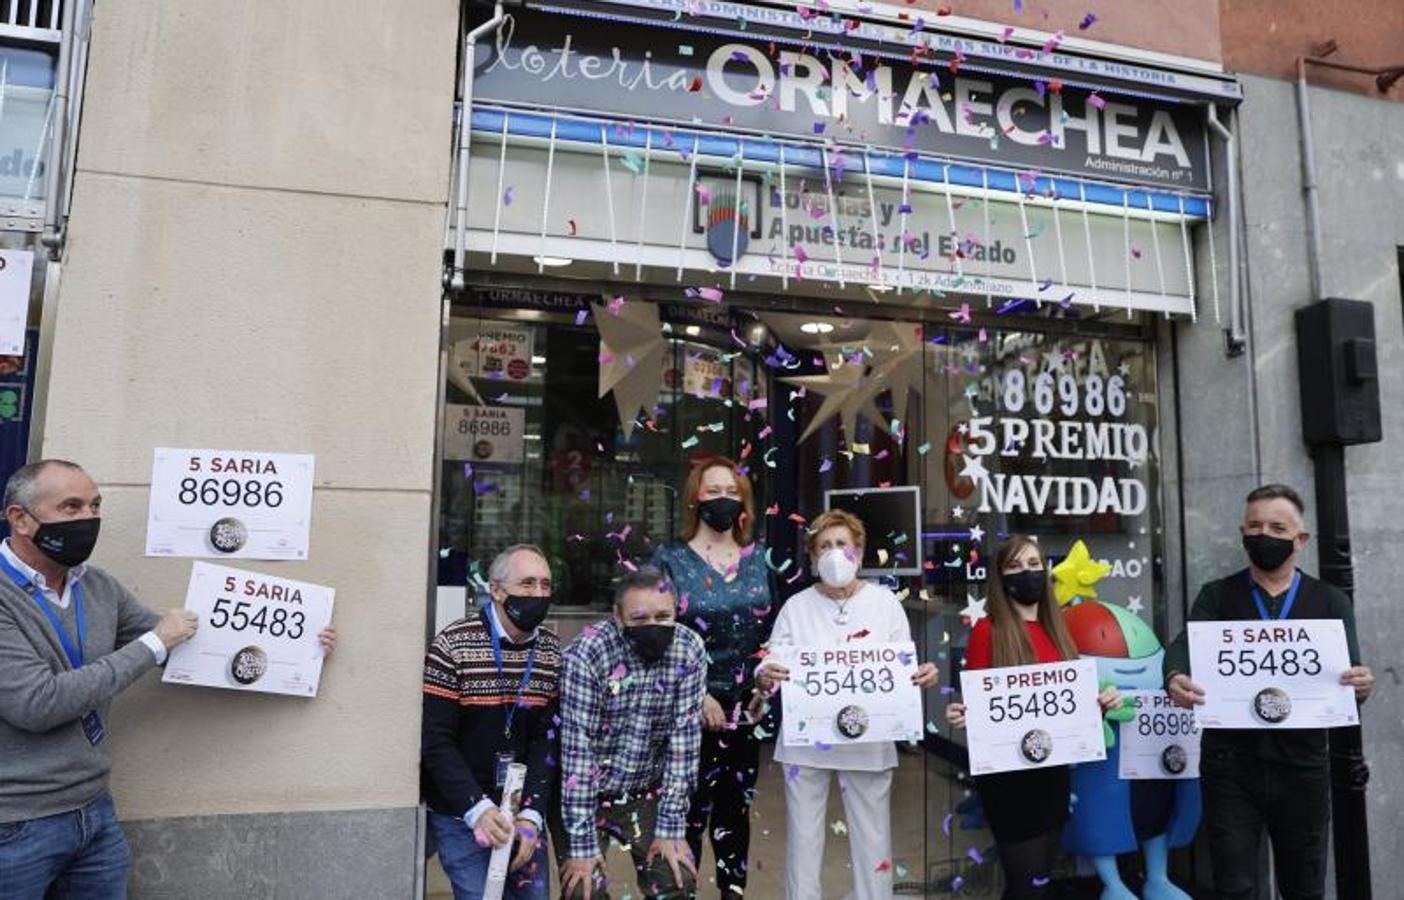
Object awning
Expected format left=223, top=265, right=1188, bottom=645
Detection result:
left=457, top=105, right=1218, bottom=320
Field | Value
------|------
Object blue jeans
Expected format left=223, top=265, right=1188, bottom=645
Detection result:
left=0, top=793, right=132, bottom=900
left=429, top=810, right=549, bottom=900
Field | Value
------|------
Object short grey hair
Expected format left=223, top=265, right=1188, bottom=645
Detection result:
left=3, top=460, right=84, bottom=511
left=488, top=543, right=549, bottom=584
left=612, top=565, right=673, bottom=610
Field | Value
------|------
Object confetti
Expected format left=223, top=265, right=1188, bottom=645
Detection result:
left=1078, top=12, right=1097, bottom=29
left=688, top=76, right=703, bottom=92
left=567, top=219, right=578, bottom=236
left=1088, top=92, right=1106, bottom=110
left=502, top=186, right=514, bottom=206
left=967, top=846, right=985, bottom=865
left=620, top=151, right=646, bottom=175
left=696, top=286, right=725, bottom=303
left=574, top=309, right=589, bottom=326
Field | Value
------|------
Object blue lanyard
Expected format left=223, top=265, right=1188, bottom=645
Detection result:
left=1249, top=570, right=1300, bottom=621
left=486, top=607, right=536, bottom=739
left=0, top=554, right=85, bottom=668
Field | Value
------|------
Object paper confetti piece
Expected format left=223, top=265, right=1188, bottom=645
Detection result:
left=503, top=186, right=513, bottom=206
left=1088, top=92, right=1106, bottom=110
left=942, top=812, right=954, bottom=835
left=620, top=151, right=646, bottom=175
left=574, top=309, right=589, bottom=326
left=967, top=847, right=985, bottom=865
left=696, top=286, right=725, bottom=303
left=1078, top=12, right=1097, bottom=29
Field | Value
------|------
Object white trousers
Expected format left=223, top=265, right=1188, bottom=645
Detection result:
left=782, top=765, right=894, bottom=900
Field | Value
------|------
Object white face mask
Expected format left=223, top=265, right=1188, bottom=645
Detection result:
left=817, top=547, right=859, bottom=588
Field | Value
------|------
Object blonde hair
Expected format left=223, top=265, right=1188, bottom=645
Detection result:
left=680, top=457, right=755, bottom=544
left=806, top=508, right=867, bottom=559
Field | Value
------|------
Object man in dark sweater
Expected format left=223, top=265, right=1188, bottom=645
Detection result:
left=422, top=543, right=562, bottom=900
left=0, top=460, right=199, bottom=899
left=1163, top=483, right=1375, bottom=900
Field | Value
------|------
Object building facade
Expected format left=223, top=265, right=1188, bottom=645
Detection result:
left=0, top=1, right=1397, bottom=898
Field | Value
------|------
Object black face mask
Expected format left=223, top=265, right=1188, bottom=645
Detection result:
left=697, top=497, right=743, bottom=534
left=1003, top=570, right=1047, bottom=607
left=502, top=594, right=552, bottom=632
left=623, top=623, right=675, bottom=663
left=27, top=513, right=100, bottom=568
left=1243, top=533, right=1296, bottom=572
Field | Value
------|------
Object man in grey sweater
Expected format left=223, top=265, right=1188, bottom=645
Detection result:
left=0, top=459, right=198, bottom=899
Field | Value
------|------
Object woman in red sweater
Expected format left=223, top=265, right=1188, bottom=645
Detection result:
left=947, top=535, right=1120, bottom=899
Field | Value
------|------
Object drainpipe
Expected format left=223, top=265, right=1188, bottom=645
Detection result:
left=1205, top=104, right=1246, bottom=355
left=1295, top=57, right=1326, bottom=301
left=449, top=3, right=506, bottom=293
left=39, top=0, right=80, bottom=259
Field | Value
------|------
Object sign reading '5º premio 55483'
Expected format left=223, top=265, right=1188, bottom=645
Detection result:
left=780, top=641, right=923, bottom=747
left=960, top=658, right=1104, bottom=775
left=146, top=448, right=315, bottom=560
left=1187, top=620, right=1357, bottom=730
left=163, top=562, right=334, bottom=697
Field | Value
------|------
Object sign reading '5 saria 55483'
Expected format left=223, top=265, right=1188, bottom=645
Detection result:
left=473, top=11, right=1208, bottom=190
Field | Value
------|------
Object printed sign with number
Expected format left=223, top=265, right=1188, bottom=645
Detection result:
left=1188, top=619, right=1357, bottom=729
left=163, top=563, right=333, bottom=697
left=145, top=448, right=315, bottom=560
left=442, top=404, right=526, bottom=465
left=779, top=641, right=923, bottom=747
left=0, top=249, right=34, bottom=356
left=1118, top=689, right=1201, bottom=780
left=960, top=658, right=1105, bottom=775
left=451, top=325, right=534, bottom=382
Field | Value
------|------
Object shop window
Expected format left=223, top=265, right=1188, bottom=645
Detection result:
left=436, top=298, right=769, bottom=612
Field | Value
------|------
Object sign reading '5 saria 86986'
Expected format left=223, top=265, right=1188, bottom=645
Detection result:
left=473, top=11, right=1208, bottom=190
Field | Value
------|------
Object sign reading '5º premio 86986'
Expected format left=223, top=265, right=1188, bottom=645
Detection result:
left=1118, top=689, right=1201, bottom=780
left=960, top=658, right=1104, bottom=775
left=163, top=562, right=334, bottom=697
left=1188, top=619, right=1357, bottom=730
left=145, top=448, right=315, bottom=560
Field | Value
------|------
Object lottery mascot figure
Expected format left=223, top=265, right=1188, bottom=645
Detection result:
left=947, top=535, right=1123, bottom=900
left=1052, top=541, right=1199, bottom=900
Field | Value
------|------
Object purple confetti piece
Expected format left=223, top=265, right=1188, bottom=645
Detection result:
left=1033, top=875, right=1051, bottom=887
left=1088, top=92, right=1107, bottom=110
left=941, top=812, right=953, bottom=836
left=503, top=186, right=514, bottom=206
left=574, top=309, right=589, bottom=326
left=967, top=847, right=985, bottom=865
left=1078, top=13, right=1097, bottom=29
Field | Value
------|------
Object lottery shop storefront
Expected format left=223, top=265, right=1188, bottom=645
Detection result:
left=436, top=0, right=1237, bottom=892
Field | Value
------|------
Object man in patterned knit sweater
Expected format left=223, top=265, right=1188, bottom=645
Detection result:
left=423, top=544, right=563, bottom=900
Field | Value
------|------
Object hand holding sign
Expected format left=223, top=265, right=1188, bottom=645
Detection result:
left=163, top=562, right=334, bottom=697
left=959, top=658, right=1105, bottom=775
left=1186, top=619, right=1357, bottom=729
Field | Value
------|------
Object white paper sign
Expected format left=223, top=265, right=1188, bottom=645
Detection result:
left=1118, top=689, right=1201, bottom=780
left=145, top=448, right=315, bottom=560
left=451, top=325, right=534, bottom=382
left=779, top=641, right=923, bottom=747
left=163, top=563, right=334, bottom=697
left=1188, top=619, right=1358, bottom=729
left=0, top=249, right=34, bottom=356
left=442, top=404, right=526, bottom=465
left=960, top=658, right=1105, bottom=775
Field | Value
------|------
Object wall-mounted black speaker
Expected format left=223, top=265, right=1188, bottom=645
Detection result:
left=1295, top=298, right=1383, bottom=446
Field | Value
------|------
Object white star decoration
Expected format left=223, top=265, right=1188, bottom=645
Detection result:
left=1126, top=595, right=1145, bottom=614
left=960, top=592, right=987, bottom=623
left=958, top=454, right=989, bottom=484
left=968, top=524, right=986, bottom=543
left=951, top=505, right=965, bottom=520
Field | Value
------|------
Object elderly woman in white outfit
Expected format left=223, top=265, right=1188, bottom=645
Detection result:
left=754, top=509, right=939, bottom=900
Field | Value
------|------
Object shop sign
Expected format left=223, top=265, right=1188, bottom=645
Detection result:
left=569, top=0, right=1242, bottom=102
left=443, top=403, right=527, bottom=465
left=474, top=11, right=1209, bottom=190
left=145, top=448, right=316, bottom=560
left=452, top=323, right=535, bottom=382
left=957, top=343, right=1152, bottom=518
left=163, top=562, right=334, bottom=697
left=467, top=146, right=1193, bottom=314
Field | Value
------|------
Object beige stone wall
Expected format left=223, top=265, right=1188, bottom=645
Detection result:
left=40, top=0, right=458, bottom=818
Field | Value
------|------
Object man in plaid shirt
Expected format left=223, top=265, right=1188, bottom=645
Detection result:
left=554, top=566, right=707, bottom=900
